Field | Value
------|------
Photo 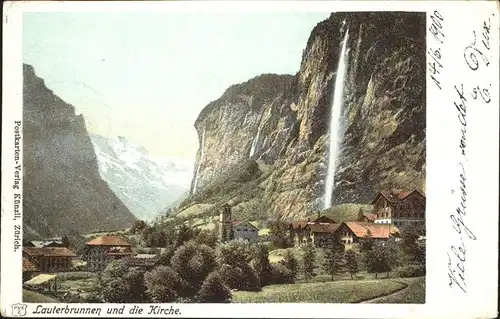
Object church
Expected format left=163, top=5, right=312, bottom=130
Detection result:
left=219, top=202, right=260, bottom=243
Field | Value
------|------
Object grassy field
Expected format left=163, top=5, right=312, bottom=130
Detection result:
left=368, top=277, right=425, bottom=304
left=56, top=272, right=99, bottom=293
left=23, top=289, right=59, bottom=302
left=232, top=278, right=406, bottom=303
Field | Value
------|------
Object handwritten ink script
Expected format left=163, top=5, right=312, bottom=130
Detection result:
left=428, top=10, right=444, bottom=90
left=447, top=13, right=494, bottom=293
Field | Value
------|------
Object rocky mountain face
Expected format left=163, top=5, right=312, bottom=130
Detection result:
left=177, top=12, right=426, bottom=223
left=23, top=64, right=136, bottom=238
left=90, top=133, right=192, bottom=221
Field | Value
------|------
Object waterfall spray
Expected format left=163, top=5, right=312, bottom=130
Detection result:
left=323, top=27, right=350, bottom=209
left=192, top=127, right=206, bottom=195
left=249, top=126, right=263, bottom=158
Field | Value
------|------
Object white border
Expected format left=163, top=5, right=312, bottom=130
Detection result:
left=2, top=1, right=499, bottom=318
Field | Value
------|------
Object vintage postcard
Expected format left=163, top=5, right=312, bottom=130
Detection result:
left=1, top=1, right=498, bottom=318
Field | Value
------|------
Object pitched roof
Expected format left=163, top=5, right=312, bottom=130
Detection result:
left=86, top=236, right=131, bottom=246
left=232, top=220, right=259, bottom=230
left=25, top=274, right=57, bottom=285
left=290, top=221, right=309, bottom=229
left=307, top=223, right=340, bottom=233
left=344, top=222, right=399, bottom=239
left=362, top=213, right=378, bottom=222
left=371, top=189, right=425, bottom=204
left=23, top=257, right=40, bottom=272
left=311, top=216, right=336, bottom=224
left=23, top=247, right=77, bottom=257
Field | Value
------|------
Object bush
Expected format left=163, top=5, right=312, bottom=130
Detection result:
left=99, top=261, right=145, bottom=302
left=170, top=241, right=217, bottom=296
left=196, top=271, right=232, bottom=303
left=144, top=266, right=185, bottom=302
left=219, top=264, right=243, bottom=289
left=269, top=263, right=294, bottom=285
left=398, top=264, right=426, bottom=278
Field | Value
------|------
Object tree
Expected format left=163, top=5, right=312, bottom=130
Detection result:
left=195, top=228, right=218, bottom=248
left=216, top=241, right=260, bottom=291
left=99, top=260, right=146, bottom=302
left=197, top=271, right=232, bottom=303
left=363, top=245, right=392, bottom=279
left=144, top=266, right=185, bottom=302
left=269, top=263, right=294, bottom=284
left=173, top=225, right=199, bottom=249
left=360, top=229, right=374, bottom=252
left=154, top=245, right=176, bottom=267
left=322, top=247, right=343, bottom=281
left=170, top=241, right=217, bottom=297
left=124, top=267, right=147, bottom=302
left=280, top=250, right=298, bottom=279
left=251, top=244, right=271, bottom=286
left=268, top=219, right=292, bottom=249
left=400, top=227, right=425, bottom=264
left=301, top=243, right=316, bottom=282
left=130, top=220, right=148, bottom=234
left=344, top=250, right=359, bottom=279
left=61, top=235, right=70, bottom=248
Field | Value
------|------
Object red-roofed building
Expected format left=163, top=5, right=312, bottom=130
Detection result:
left=83, top=236, right=134, bottom=271
left=23, top=247, right=76, bottom=272
left=336, top=222, right=400, bottom=250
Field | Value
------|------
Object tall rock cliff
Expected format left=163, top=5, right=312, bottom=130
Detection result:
left=23, top=64, right=136, bottom=238
left=178, top=12, right=425, bottom=223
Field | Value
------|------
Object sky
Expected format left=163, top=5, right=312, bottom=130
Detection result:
left=23, top=12, right=330, bottom=161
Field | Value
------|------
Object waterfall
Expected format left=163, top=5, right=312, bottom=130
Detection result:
left=249, top=126, right=263, bottom=158
left=323, top=27, right=350, bottom=209
left=192, top=127, right=206, bottom=195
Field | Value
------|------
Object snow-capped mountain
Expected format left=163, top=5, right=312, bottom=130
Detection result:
left=90, top=133, right=194, bottom=221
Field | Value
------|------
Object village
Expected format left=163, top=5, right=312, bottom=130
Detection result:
left=22, top=189, right=426, bottom=303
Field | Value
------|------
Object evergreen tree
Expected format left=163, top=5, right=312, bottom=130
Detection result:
left=301, top=243, right=316, bottom=282
left=322, top=247, right=343, bottom=281
left=360, top=229, right=374, bottom=252
left=280, top=250, right=298, bottom=279
left=363, top=245, right=392, bottom=279
left=344, top=250, right=359, bottom=279
left=61, top=235, right=70, bottom=248
left=252, top=244, right=271, bottom=286
left=400, top=227, right=425, bottom=264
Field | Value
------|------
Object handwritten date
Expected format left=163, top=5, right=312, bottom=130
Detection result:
left=428, top=10, right=444, bottom=90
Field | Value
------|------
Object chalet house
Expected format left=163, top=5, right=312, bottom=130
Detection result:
left=336, top=222, right=400, bottom=251
left=23, top=247, right=76, bottom=272
left=370, top=189, right=426, bottom=229
left=219, top=203, right=260, bottom=243
left=288, top=215, right=339, bottom=248
left=83, top=236, right=134, bottom=271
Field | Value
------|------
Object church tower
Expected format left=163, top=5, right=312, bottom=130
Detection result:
left=219, top=203, right=233, bottom=242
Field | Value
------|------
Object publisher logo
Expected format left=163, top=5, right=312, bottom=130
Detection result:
left=11, top=303, right=27, bottom=317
